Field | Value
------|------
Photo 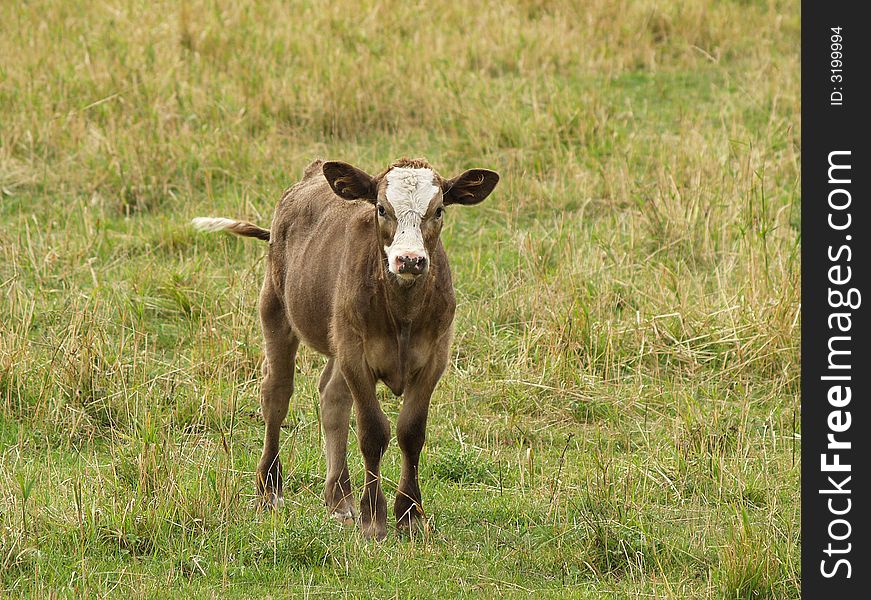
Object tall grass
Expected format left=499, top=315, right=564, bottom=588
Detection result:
left=1, top=0, right=799, bottom=597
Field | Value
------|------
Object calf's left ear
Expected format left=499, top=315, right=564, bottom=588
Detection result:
left=323, top=161, right=377, bottom=202
left=443, top=169, right=500, bottom=206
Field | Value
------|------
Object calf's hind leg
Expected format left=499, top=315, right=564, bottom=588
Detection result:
left=256, top=282, right=299, bottom=509
left=319, top=358, right=355, bottom=524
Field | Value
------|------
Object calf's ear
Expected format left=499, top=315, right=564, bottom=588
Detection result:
left=323, top=161, right=377, bottom=202
left=443, top=169, right=500, bottom=206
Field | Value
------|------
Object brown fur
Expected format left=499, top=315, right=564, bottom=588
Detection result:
left=194, top=158, right=499, bottom=540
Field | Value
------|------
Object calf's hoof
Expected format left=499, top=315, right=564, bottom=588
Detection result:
left=396, top=513, right=427, bottom=537
left=394, top=495, right=425, bottom=535
left=359, top=488, right=387, bottom=541
left=359, top=520, right=388, bottom=542
left=325, top=481, right=356, bottom=526
left=257, top=490, right=284, bottom=512
left=329, top=506, right=356, bottom=526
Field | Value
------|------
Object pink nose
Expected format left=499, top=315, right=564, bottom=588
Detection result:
left=396, top=254, right=427, bottom=275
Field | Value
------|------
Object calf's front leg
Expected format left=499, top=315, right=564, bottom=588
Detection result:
left=395, top=357, right=445, bottom=533
left=341, top=360, right=390, bottom=541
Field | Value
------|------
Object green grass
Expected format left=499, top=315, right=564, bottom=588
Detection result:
left=1, top=0, right=799, bottom=597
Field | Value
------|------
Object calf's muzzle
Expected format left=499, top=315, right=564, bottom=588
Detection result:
left=396, top=254, right=428, bottom=275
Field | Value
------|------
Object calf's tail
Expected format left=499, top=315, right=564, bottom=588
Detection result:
left=191, top=217, right=270, bottom=242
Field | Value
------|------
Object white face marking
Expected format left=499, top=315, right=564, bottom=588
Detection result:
left=383, top=167, right=439, bottom=277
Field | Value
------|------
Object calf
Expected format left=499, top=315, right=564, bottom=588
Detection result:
left=193, top=158, right=499, bottom=540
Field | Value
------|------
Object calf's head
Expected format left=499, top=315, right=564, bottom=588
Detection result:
left=323, top=158, right=499, bottom=282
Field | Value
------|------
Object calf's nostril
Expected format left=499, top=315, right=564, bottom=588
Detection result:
left=395, top=254, right=428, bottom=274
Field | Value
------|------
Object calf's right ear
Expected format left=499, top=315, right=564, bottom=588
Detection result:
left=323, top=161, right=377, bottom=202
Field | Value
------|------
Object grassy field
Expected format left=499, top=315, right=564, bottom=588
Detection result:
left=0, top=0, right=800, bottom=597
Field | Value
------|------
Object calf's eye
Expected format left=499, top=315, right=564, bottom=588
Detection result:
left=377, top=205, right=386, bottom=217
left=435, top=207, right=443, bottom=218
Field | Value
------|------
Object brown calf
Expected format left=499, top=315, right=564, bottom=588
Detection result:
left=193, top=158, right=499, bottom=540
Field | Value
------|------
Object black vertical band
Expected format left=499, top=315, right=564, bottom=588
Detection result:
left=802, top=3, right=869, bottom=596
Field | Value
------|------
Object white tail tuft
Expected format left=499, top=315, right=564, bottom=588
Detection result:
left=192, top=216, right=271, bottom=241
left=191, top=217, right=239, bottom=233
